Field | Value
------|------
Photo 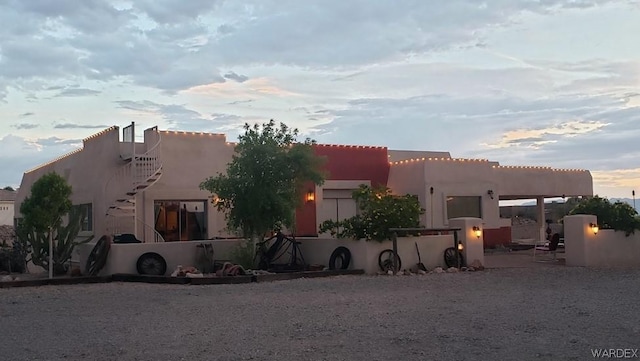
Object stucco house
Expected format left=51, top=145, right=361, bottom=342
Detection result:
left=15, top=123, right=593, bottom=248
left=0, top=189, right=17, bottom=226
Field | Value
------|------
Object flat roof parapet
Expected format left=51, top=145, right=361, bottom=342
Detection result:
left=390, top=157, right=489, bottom=165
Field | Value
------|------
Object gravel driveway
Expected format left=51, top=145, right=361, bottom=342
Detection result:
left=1, top=267, right=639, bottom=361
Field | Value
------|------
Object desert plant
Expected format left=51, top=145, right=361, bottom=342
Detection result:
left=16, top=172, right=93, bottom=274
left=569, top=196, right=640, bottom=236
left=319, top=184, right=425, bottom=242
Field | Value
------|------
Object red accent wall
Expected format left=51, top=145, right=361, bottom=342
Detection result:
left=295, top=145, right=390, bottom=236
left=483, top=227, right=512, bottom=248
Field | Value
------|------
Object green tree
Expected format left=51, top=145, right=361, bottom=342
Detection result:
left=15, top=172, right=92, bottom=274
left=569, top=195, right=640, bottom=236
left=200, top=120, right=326, bottom=242
left=319, top=184, right=425, bottom=242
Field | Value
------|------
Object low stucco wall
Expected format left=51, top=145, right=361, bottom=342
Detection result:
left=298, top=236, right=453, bottom=274
left=78, top=239, right=243, bottom=276
left=77, top=230, right=481, bottom=276
left=565, top=215, right=640, bottom=268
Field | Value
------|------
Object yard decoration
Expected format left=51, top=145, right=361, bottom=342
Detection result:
left=319, top=184, right=425, bottom=242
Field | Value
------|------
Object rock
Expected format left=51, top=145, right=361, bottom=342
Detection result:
left=418, top=269, right=427, bottom=275
left=0, top=275, right=13, bottom=282
left=387, top=270, right=394, bottom=276
left=467, top=267, right=475, bottom=272
left=461, top=267, right=468, bottom=272
left=469, top=259, right=485, bottom=270
left=446, top=267, right=459, bottom=273
left=433, top=267, right=444, bottom=274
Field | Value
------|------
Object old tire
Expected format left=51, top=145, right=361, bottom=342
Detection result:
left=85, top=235, right=111, bottom=276
left=329, top=246, right=351, bottom=270
left=136, top=252, right=167, bottom=276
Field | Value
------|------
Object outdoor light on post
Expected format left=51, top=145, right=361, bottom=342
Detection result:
left=305, top=190, right=315, bottom=203
left=457, top=242, right=464, bottom=251
left=589, top=223, right=599, bottom=235
left=472, top=226, right=482, bottom=239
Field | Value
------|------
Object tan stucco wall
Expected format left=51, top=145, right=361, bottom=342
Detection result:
left=0, top=201, right=14, bottom=226
left=565, top=215, right=640, bottom=268
left=141, top=130, right=236, bottom=239
left=388, top=157, right=593, bottom=231
left=15, top=127, right=124, bottom=237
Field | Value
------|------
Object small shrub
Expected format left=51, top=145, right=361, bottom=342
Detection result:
left=229, top=239, right=256, bottom=269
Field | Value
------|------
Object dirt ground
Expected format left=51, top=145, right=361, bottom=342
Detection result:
left=1, top=252, right=638, bottom=361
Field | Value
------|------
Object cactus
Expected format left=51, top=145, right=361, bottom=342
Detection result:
left=16, top=206, right=93, bottom=275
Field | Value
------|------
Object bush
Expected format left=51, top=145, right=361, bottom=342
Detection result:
left=319, top=184, right=425, bottom=242
left=229, top=239, right=256, bottom=269
left=569, top=196, right=640, bottom=236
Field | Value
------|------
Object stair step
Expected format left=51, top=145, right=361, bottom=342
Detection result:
left=126, top=191, right=137, bottom=196
left=111, top=205, right=135, bottom=210
left=116, top=199, right=135, bottom=204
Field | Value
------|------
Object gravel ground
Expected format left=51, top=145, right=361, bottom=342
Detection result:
left=1, top=267, right=639, bottom=361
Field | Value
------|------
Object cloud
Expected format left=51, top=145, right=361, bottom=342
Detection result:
left=0, top=134, right=82, bottom=186
left=223, top=71, right=249, bottom=83
left=53, top=123, right=111, bottom=129
left=592, top=168, right=640, bottom=188
left=482, top=121, right=610, bottom=149
left=0, top=0, right=626, bottom=99
left=12, top=123, right=39, bottom=130
left=19, top=112, right=34, bottom=117
left=54, top=88, right=101, bottom=97
left=114, top=99, right=250, bottom=133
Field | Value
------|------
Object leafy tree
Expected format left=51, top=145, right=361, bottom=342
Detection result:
left=3, top=186, right=15, bottom=191
left=319, top=184, right=425, bottom=242
left=200, top=120, right=326, bottom=242
left=15, top=172, right=93, bottom=274
left=569, top=195, right=640, bottom=236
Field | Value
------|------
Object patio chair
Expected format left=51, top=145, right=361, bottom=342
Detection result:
left=533, top=233, right=560, bottom=262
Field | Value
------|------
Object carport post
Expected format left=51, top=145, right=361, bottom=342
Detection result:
left=391, top=231, right=399, bottom=275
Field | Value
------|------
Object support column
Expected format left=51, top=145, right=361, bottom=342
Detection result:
left=449, top=218, right=484, bottom=268
left=536, top=196, right=546, bottom=245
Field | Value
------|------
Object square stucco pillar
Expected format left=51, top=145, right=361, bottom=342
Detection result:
left=564, top=214, right=596, bottom=267
left=449, top=217, right=484, bottom=267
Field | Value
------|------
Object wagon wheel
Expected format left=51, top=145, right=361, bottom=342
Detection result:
left=85, top=235, right=111, bottom=276
left=443, top=247, right=464, bottom=268
left=378, top=249, right=401, bottom=272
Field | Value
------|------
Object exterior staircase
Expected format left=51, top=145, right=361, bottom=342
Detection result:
left=104, top=126, right=165, bottom=242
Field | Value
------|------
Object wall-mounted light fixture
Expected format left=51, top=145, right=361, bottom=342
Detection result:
left=472, top=226, right=482, bottom=239
left=487, top=190, right=494, bottom=199
left=305, top=190, right=315, bottom=203
left=209, top=195, right=220, bottom=205
left=589, top=223, right=599, bottom=235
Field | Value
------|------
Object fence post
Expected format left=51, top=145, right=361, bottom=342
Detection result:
left=391, top=231, right=399, bottom=275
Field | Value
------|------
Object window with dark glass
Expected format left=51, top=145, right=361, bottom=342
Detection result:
left=446, top=196, right=482, bottom=219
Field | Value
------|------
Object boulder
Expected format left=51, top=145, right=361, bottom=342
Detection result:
left=469, top=259, right=485, bottom=270
left=446, top=267, right=459, bottom=273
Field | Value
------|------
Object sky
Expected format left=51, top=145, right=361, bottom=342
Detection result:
left=0, top=0, right=639, bottom=199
